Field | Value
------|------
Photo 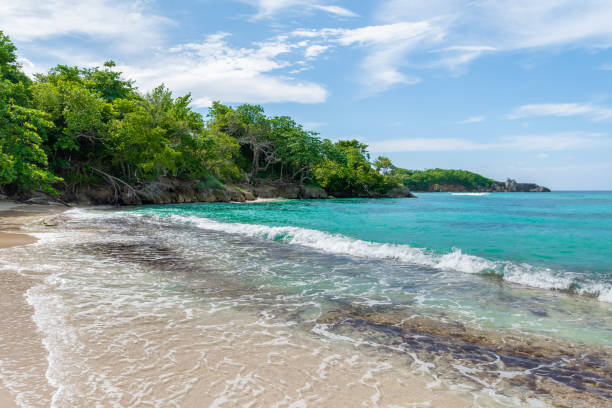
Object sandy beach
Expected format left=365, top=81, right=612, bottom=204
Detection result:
left=0, top=202, right=67, bottom=407
left=1, top=200, right=610, bottom=407
left=0, top=201, right=67, bottom=248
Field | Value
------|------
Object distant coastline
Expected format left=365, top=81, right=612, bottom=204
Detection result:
left=411, top=178, right=550, bottom=193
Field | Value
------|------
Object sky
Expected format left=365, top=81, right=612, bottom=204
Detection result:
left=2, top=0, right=612, bottom=190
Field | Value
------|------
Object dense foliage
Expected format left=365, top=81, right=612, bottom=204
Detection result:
left=392, top=168, right=494, bottom=191
left=0, top=32, right=406, bottom=200
left=0, top=32, right=496, bottom=201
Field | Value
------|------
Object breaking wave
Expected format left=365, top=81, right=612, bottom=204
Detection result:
left=162, top=214, right=612, bottom=303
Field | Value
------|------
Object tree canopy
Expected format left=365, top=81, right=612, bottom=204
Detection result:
left=0, top=31, right=493, bottom=201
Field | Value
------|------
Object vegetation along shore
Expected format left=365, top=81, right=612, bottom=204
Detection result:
left=0, top=31, right=547, bottom=206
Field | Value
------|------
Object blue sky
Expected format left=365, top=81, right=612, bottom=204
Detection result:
left=2, top=0, right=612, bottom=189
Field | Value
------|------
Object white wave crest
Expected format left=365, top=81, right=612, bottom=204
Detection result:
left=162, top=214, right=611, bottom=303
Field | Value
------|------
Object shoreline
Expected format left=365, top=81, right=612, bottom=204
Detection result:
left=0, top=201, right=67, bottom=248
left=0, top=202, right=67, bottom=407
left=1, top=199, right=610, bottom=406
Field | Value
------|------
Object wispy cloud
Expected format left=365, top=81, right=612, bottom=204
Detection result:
left=369, top=132, right=611, bottom=152
left=457, top=115, right=485, bottom=124
left=600, top=63, right=612, bottom=70
left=366, top=0, right=612, bottom=86
left=294, top=22, right=444, bottom=93
left=304, top=45, right=329, bottom=59
left=369, top=137, right=487, bottom=152
left=120, top=33, right=328, bottom=107
left=240, top=0, right=357, bottom=20
left=0, top=0, right=171, bottom=52
left=287, top=1, right=612, bottom=96
left=313, top=5, right=358, bottom=17
left=507, top=103, right=612, bottom=121
left=378, top=0, right=612, bottom=50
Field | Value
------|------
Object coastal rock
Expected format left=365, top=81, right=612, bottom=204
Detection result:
left=414, top=178, right=550, bottom=193
left=301, top=185, right=328, bottom=199
left=53, top=175, right=418, bottom=206
left=384, top=186, right=416, bottom=198
left=250, top=180, right=299, bottom=199
left=227, top=188, right=246, bottom=202
left=76, top=184, right=115, bottom=205
left=492, top=179, right=551, bottom=193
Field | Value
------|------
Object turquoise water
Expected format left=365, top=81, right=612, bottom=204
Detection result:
left=135, top=192, right=612, bottom=296
left=6, top=193, right=609, bottom=406
left=122, top=191, right=612, bottom=345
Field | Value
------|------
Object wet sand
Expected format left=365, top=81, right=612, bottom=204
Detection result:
left=0, top=387, right=18, bottom=408
left=0, top=207, right=479, bottom=407
left=0, top=232, right=38, bottom=249
left=2, top=202, right=610, bottom=406
left=0, top=202, right=67, bottom=248
left=0, top=202, right=67, bottom=407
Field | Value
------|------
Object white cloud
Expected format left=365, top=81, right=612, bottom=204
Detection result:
left=433, top=45, right=496, bottom=70
left=304, top=45, right=329, bottom=59
left=369, top=137, right=490, bottom=152
left=282, top=0, right=612, bottom=95
left=0, top=0, right=170, bottom=51
left=16, top=57, right=40, bottom=77
left=119, top=33, right=328, bottom=107
left=378, top=0, right=612, bottom=49
left=369, top=132, right=611, bottom=152
left=601, top=63, right=612, bottom=70
left=457, top=115, right=486, bottom=124
left=313, top=5, right=358, bottom=17
left=294, top=22, right=445, bottom=92
left=507, top=103, right=612, bottom=121
left=242, top=0, right=356, bottom=19
left=370, top=0, right=612, bottom=77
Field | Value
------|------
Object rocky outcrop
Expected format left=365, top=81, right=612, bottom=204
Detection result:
left=417, top=178, right=550, bottom=193
left=66, top=177, right=252, bottom=206
left=17, top=177, right=415, bottom=206
left=249, top=180, right=332, bottom=199
left=491, top=178, right=551, bottom=192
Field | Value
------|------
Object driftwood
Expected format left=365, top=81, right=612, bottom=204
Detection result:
left=91, top=167, right=140, bottom=204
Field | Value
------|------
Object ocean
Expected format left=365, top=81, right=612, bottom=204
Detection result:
left=1, top=192, right=611, bottom=407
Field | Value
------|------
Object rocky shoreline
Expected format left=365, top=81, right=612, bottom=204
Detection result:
left=3, top=176, right=550, bottom=207
left=8, top=177, right=416, bottom=206
left=413, top=178, right=550, bottom=193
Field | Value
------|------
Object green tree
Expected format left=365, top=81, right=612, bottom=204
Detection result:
left=0, top=31, right=30, bottom=85
left=0, top=32, right=59, bottom=195
left=224, top=104, right=274, bottom=180
left=374, top=156, right=394, bottom=175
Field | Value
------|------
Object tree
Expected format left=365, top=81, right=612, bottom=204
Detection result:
left=1, top=36, right=407, bottom=200
left=269, top=116, right=322, bottom=185
left=224, top=104, right=275, bottom=180
left=0, top=31, right=30, bottom=85
left=374, top=156, right=394, bottom=175
left=0, top=32, right=59, bottom=195
left=314, top=140, right=393, bottom=196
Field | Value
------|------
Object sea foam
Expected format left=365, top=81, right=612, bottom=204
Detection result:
left=166, top=214, right=612, bottom=303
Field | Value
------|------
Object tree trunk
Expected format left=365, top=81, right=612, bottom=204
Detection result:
left=251, top=147, right=260, bottom=181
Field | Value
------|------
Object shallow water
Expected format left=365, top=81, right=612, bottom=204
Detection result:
left=1, top=193, right=611, bottom=407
